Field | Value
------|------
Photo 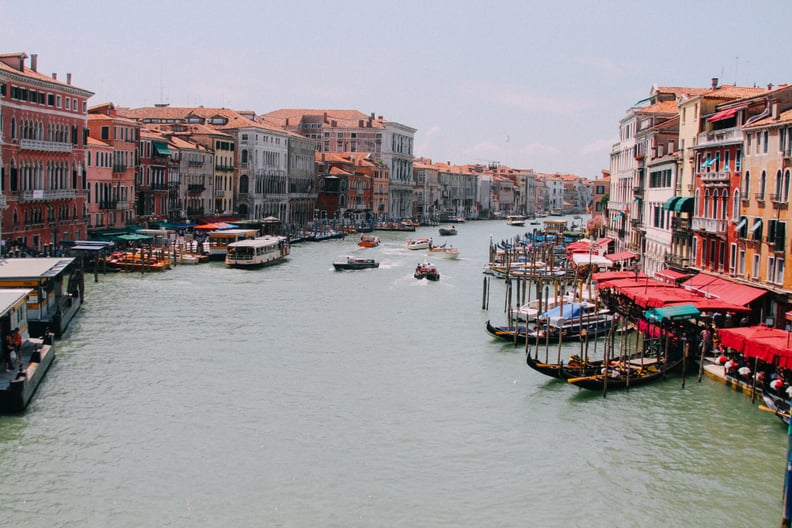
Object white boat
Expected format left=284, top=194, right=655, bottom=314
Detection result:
left=225, top=236, right=290, bottom=268
left=439, top=225, right=458, bottom=236
left=516, top=290, right=599, bottom=322
left=428, top=244, right=459, bottom=259
left=333, top=256, right=379, bottom=271
left=207, top=229, right=259, bottom=260
left=406, top=237, right=432, bottom=250
left=506, top=215, right=526, bottom=226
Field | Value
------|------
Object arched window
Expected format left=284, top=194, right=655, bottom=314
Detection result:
left=732, top=190, right=740, bottom=221
left=776, top=169, right=783, bottom=200
left=759, top=170, right=767, bottom=197
left=704, top=189, right=711, bottom=218
left=239, top=174, right=249, bottom=194
left=785, top=170, right=791, bottom=202
left=743, top=171, right=751, bottom=195
left=722, top=190, right=729, bottom=219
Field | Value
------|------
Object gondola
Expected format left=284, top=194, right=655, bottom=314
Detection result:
left=485, top=314, right=614, bottom=345
left=761, top=392, right=791, bottom=425
left=566, top=356, right=683, bottom=391
left=525, top=354, right=603, bottom=379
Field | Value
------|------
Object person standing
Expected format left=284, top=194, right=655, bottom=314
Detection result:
left=4, top=331, right=15, bottom=371
left=13, top=328, right=21, bottom=367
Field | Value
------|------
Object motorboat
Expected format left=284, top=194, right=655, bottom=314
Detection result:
left=414, top=261, right=440, bottom=281
left=333, top=256, right=380, bottom=271
left=439, top=225, right=457, bottom=236
left=358, top=234, right=381, bottom=248
left=225, top=236, right=290, bottom=268
left=506, top=215, right=526, bottom=226
left=428, top=244, right=459, bottom=259
left=406, top=238, right=432, bottom=250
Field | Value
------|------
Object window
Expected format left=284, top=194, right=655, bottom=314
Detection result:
left=56, top=95, right=62, bottom=108
left=736, top=148, right=742, bottom=171
left=752, top=253, right=760, bottom=279
left=733, top=191, right=740, bottom=220
left=764, top=130, right=769, bottom=154
left=743, top=171, right=750, bottom=194
left=739, top=249, right=746, bottom=276
left=759, top=170, right=767, bottom=197
left=101, top=126, right=109, bottom=140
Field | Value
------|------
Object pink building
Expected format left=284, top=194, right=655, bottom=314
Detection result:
left=0, top=52, right=93, bottom=251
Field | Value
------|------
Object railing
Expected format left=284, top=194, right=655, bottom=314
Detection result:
left=188, top=160, right=204, bottom=167
left=19, top=189, right=76, bottom=202
left=19, top=139, right=73, bottom=153
left=630, top=218, right=642, bottom=228
left=187, top=184, right=206, bottom=193
left=700, top=171, right=730, bottom=183
left=665, top=253, right=690, bottom=268
left=755, top=192, right=766, bottom=202
left=672, top=217, right=691, bottom=231
left=98, top=201, right=118, bottom=210
left=771, top=193, right=789, bottom=209
left=0, top=195, right=7, bottom=209
left=214, top=189, right=225, bottom=197
left=116, top=201, right=129, bottom=210
left=692, top=217, right=728, bottom=234
left=697, top=128, right=743, bottom=147
left=633, top=186, right=644, bottom=196
left=113, top=164, right=127, bottom=173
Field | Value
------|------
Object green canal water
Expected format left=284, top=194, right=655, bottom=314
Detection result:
left=0, top=218, right=786, bottom=527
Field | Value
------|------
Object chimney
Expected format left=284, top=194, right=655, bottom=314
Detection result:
left=370, top=112, right=375, bottom=119
left=285, top=117, right=289, bottom=126
left=711, top=77, right=718, bottom=89
left=67, top=73, right=72, bottom=85
left=772, top=102, right=780, bottom=120
left=768, top=83, right=774, bottom=91
left=30, top=54, right=37, bottom=72
left=51, top=73, right=57, bottom=80
left=323, top=112, right=328, bottom=123
left=359, top=120, right=364, bottom=127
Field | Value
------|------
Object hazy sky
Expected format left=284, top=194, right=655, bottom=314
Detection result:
left=3, top=0, right=791, bottom=178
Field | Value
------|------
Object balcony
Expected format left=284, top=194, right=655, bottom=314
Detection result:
left=98, top=201, right=118, bottom=210
left=113, top=164, right=127, bottom=174
left=630, top=218, right=642, bottom=228
left=19, top=138, right=73, bottom=153
left=755, top=192, right=766, bottom=203
left=692, top=216, right=728, bottom=235
left=700, top=171, right=730, bottom=184
left=771, top=193, right=789, bottom=209
left=19, top=189, right=76, bottom=202
left=633, top=186, right=644, bottom=197
left=697, top=128, right=743, bottom=147
left=187, top=184, right=206, bottom=193
left=672, top=217, right=691, bottom=231
left=0, top=195, right=7, bottom=209
left=665, top=253, right=690, bottom=268
left=214, top=189, right=225, bottom=197
left=188, top=160, right=204, bottom=167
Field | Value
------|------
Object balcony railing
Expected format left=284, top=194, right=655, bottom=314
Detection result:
left=700, top=171, right=730, bottom=183
left=19, top=189, right=76, bottom=202
left=19, top=138, right=74, bottom=153
left=672, top=217, right=691, bottom=231
left=116, top=201, right=129, bottom=210
left=755, top=192, right=766, bottom=202
left=98, top=201, right=118, bottom=210
left=113, top=164, right=127, bottom=173
left=771, top=193, right=789, bottom=209
left=0, top=195, right=7, bottom=209
left=665, top=253, right=690, bottom=268
left=187, top=184, right=206, bottom=193
left=633, top=186, right=644, bottom=197
left=697, top=128, right=744, bottom=147
left=692, top=216, right=728, bottom=235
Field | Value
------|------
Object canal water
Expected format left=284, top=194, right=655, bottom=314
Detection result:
left=0, top=218, right=786, bottom=527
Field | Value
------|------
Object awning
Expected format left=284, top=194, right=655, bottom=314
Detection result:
left=571, top=253, right=613, bottom=268
left=681, top=274, right=767, bottom=306
left=734, top=217, right=747, bottom=232
left=749, top=218, right=762, bottom=233
left=605, top=251, right=638, bottom=262
left=673, top=197, right=694, bottom=213
left=153, top=142, right=171, bottom=156
left=595, top=237, right=613, bottom=247
left=611, top=213, right=623, bottom=223
left=707, top=106, right=745, bottom=123
left=719, top=326, right=792, bottom=368
left=655, top=268, right=691, bottom=284
left=645, top=304, right=701, bottom=324
left=663, top=196, right=680, bottom=210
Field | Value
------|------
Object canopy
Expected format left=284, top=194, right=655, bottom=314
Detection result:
left=571, top=253, right=613, bottom=268
left=111, top=233, right=152, bottom=242
left=153, top=142, right=171, bottom=156
left=663, top=196, right=681, bottom=210
left=591, top=270, right=648, bottom=282
left=719, top=326, right=792, bottom=368
left=734, top=217, right=747, bottom=232
left=655, top=268, right=691, bottom=284
left=597, top=277, right=677, bottom=290
left=622, top=285, right=702, bottom=309
left=669, top=297, right=751, bottom=314
left=681, top=274, right=767, bottom=306
left=644, top=304, right=700, bottom=324
left=538, top=302, right=592, bottom=323
left=194, top=222, right=239, bottom=230
left=707, top=106, right=745, bottom=123
left=673, top=197, right=694, bottom=213
left=605, top=251, right=638, bottom=262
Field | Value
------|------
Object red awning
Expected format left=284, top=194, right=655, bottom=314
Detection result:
left=592, top=271, right=648, bottom=283
left=621, top=285, right=702, bottom=308
left=707, top=107, right=738, bottom=123
left=655, top=268, right=691, bottom=284
left=595, top=237, right=613, bottom=247
left=719, top=326, right=792, bottom=368
left=667, top=298, right=751, bottom=314
left=605, top=251, right=638, bottom=262
left=681, top=274, right=767, bottom=306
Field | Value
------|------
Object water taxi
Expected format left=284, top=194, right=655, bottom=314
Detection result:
left=225, top=236, right=290, bottom=268
left=414, top=261, right=440, bottom=281
left=428, top=244, right=459, bottom=259
left=438, top=225, right=457, bottom=236
left=207, top=229, right=259, bottom=260
left=506, top=215, right=526, bottom=226
left=333, top=256, right=380, bottom=271
left=358, top=234, right=381, bottom=248
left=406, top=238, right=432, bottom=250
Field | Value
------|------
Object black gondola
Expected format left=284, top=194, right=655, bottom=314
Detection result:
left=525, top=354, right=603, bottom=379
left=566, top=356, right=683, bottom=391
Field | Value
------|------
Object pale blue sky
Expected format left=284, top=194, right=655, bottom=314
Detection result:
left=3, top=0, right=790, bottom=178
